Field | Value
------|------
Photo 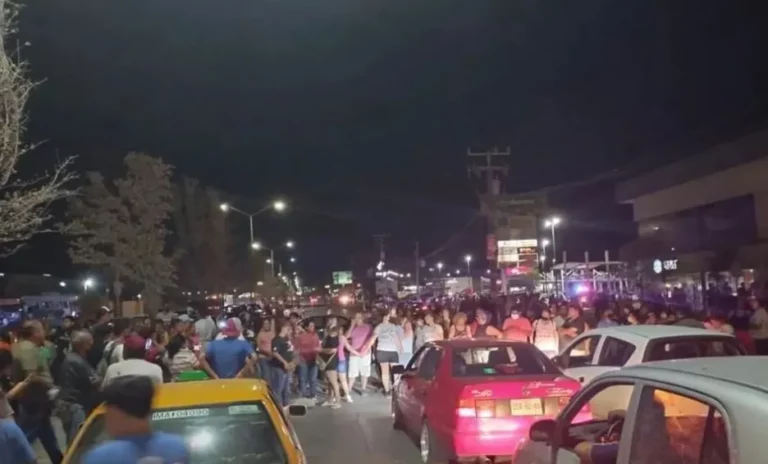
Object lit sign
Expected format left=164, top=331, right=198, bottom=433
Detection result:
left=497, top=239, right=539, bottom=264
left=653, top=259, right=678, bottom=274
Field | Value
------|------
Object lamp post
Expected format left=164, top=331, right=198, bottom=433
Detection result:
left=543, top=217, right=561, bottom=262
left=220, top=199, right=288, bottom=246
left=544, top=216, right=562, bottom=294
left=464, top=255, right=473, bottom=291
left=252, top=241, right=296, bottom=278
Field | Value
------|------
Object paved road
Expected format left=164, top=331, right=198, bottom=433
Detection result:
left=293, top=392, right=422, bottom=464
left=36, top=390, right=422, bottom=464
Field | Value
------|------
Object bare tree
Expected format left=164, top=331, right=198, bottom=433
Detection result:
left=0, top=1, right=74, bottom=255
left=172, top=177, right=233, bottom=294
left=65, top=153, right=175, bottom=313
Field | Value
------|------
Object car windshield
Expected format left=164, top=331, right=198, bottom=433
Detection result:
left=646, top=337, right=744, bottom=361
left=452, top=344, right=561, bottom=377
left=67, top=402, right=288, bottom=464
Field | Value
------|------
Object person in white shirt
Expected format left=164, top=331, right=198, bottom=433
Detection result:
left=194, top=310, right=218, bottom=348
left=103, top=334, right=163, bottom=386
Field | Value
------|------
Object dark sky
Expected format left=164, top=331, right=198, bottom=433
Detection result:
left=7, top=0, right=768, bottom=283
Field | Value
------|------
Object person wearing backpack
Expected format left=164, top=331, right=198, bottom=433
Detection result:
left=97, top=319, right=130, bottom=379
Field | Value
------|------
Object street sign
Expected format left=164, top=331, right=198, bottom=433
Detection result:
left=332, top=271, right=353, bottom=285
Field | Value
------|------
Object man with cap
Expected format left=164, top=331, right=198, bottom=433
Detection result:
left=103, top=333, right=164, bottom=386
left=82, top=376, right=190, bottom=464
left=204, top=319, right=255, bottom=379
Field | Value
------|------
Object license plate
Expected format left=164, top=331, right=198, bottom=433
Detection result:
left=510, top=398, right=543, bottom=416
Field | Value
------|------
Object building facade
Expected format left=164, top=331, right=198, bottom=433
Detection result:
left=616, top=129, right=768, bottom=301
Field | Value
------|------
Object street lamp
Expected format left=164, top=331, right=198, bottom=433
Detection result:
left=285, top=240, right=295, bottom=249
left=543, top=217, right=562, bottom=263
left=290, top=257, right=296, bottom=263
left=59, top=281, right=66, bottom=288
left=220, top=199, right=289, bottom=245
left=83, top=278, right=94, bottom=292
left=251, top=242, right=262, bottom=250
left=464, top=254, right=473, bottom=290
left=265, top=258, right=272, bottom=264
left=436, top=262, right=444, bottom=272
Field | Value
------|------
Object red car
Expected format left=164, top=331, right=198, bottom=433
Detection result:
left=392, top=339, right=588, bottom=463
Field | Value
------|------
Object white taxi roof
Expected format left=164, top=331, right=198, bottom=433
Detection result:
left=585, top=324, right=731, bottom=340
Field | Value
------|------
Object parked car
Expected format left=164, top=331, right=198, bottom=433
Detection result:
left=554, top=325, right=744, bottom=418
left=391, top=339, right=589, bottom=463
left=63, top=379, right=307, bottom=464
left=514, top=356, right=766, bottom=464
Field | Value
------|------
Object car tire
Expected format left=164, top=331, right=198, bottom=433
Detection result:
left=419, top=422, right=440, bottom=463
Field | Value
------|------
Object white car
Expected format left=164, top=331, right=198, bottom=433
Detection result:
left=514, top=356, right=767, bottom=464
left=553, top=325, right=744, bottom=418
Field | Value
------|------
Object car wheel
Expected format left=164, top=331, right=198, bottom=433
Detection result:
left=392, top=396, right=404, bottom=430
left=419, top=422, right=439, bottom=463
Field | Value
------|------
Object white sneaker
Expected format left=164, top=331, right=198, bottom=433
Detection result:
left=344, top=395, right=353, bottom=403
left=330, top=402, right=341, bottom=409
left=321, top=400, right=334, bottom=407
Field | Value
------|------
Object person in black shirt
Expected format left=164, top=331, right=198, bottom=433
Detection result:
left=86, top=307, right=113, bottom=369
left=56, top=330, right=100, bottom=445
left=269, top=323, right=295, bottom=406
left=559, top=305, right=586, bottom=348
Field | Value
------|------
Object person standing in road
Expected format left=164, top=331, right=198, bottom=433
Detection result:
left=558, top=305, right=587, bottom=350
left=205, top=319, right=255, bottom=379
left=194, top=308, right=218, bottom=350
left=255, top=319, right=275, bottom=380
left=363, top=311, right=402, bottom=396
left=269, top=322, right=296, bottom=407
left=103, top=334, right=164, bottom=386
left=502, top=309, right=533, bottom=342
left=749, top=297, right=768, bottom=355
left=294, top=321, right=320, bottom=399
left=87, top=307, right=113, bottom=369
left=12, top=320, right=63, bottom=464
left=82, top=376, right=190, bottom=464
left=532, top=308, right=559, bottom=358
left=346, top=312, right=373, bottom=395
left=56, top=330, right=100, bottom=445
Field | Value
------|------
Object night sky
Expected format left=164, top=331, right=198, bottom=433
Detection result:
left=5, top=0, right=768, bottom=284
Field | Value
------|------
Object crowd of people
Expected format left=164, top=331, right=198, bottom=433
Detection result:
left=1, top=288, right=767, bottom=463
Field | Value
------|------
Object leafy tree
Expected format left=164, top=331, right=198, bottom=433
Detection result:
left=0, top=2, right=74, bottom=255
left=172, top=176, right=233, bottom=294
left=65, top=153, right=176, bottom=313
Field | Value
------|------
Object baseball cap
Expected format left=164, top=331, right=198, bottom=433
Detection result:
left=177, top=314, right=193, bottom=323
left=103, top=376, right=155, bottom=418
left=123, top=333, right=146, bottom=352
left=220, top=319, right=240, bottom=338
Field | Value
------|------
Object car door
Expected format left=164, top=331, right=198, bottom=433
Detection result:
left=396, top=346, right=428, bottom=430
left=514, top=379, right=642, bottom=464
left=557, top=334, right=604, bottom=385
left=406, top=346, right=442, bottom=428
left=589, top=336, right=638, bottom=417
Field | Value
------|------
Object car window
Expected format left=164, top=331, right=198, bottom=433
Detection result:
left=66, top=402, right=289, bottom=464
left=644, top=337, right=743, bottom=362
left=452, top=344, right=560, bottom=377
left=562, top=335, right=600, bottom=368
left=406, top=345, right=429, bottom=371
left=416, top=347, right=442, bottom=380
left=628, top=387, right=729, bottom=464
left=565, top=381, right=637, bottom=425
left=597, top=336, right=636, bottom=367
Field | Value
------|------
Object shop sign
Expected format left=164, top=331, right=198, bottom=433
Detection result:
left=653, top=259, right=678, bottom=274
left=498, top=239, right=538, bottom=264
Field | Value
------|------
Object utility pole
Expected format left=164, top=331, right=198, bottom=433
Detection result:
left=468, top=147, right=510, bottom=295
left=373, top=233, right=390, bottom=297
left=467, top=147, right=510, bottom=195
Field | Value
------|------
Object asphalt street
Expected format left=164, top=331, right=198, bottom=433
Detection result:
left=36, top=390, right=423, bottom=464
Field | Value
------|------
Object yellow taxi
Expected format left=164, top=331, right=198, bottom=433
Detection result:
left=62, top=379, right=307, bottom=464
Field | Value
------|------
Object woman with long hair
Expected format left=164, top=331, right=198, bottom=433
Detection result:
left=398, top=315, right=415, bottom=366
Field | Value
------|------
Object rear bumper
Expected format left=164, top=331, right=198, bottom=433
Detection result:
left=436, top=412, right=592, bottom=459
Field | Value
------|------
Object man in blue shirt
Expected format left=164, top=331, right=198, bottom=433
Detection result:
left=204, top=319, right=255, bottom=378
left=82, top=376, right=190, bottom=464
left=0, top=391, right=36, bottom=464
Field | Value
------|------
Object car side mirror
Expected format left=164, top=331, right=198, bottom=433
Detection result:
left=552, top=355, right=565, bottom=369
left=391, top=365, right=406, bottom=375
left=287, top=404, right=307, bottom=417
left=529, top=419, right=557, bottom=443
